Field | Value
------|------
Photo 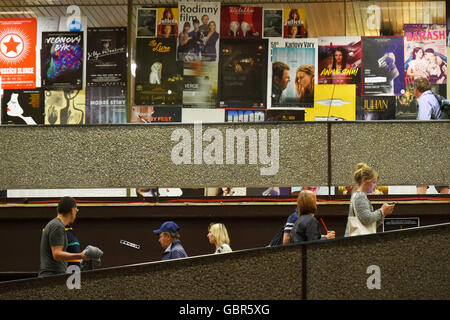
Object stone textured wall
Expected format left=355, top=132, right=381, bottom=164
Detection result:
left=0, top=121, right=448, bottom=189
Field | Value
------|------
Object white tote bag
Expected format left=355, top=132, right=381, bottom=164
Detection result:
left=348, top=194, right=377, bottom=236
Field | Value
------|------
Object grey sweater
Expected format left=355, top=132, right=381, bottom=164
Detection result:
left=344, top=190, right=384, bottom=237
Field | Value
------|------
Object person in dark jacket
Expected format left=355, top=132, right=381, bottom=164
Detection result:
left=154, top=221, right=188, bottom=260
left=290, top=190, right=335, bottom=243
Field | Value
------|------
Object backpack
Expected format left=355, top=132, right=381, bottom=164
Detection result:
left=433, top=93, right=450, bottom=120
left=268, top=225, right=285, bottom=247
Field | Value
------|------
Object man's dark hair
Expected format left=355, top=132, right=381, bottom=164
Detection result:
left=424, top=48, right=435, bottom=54
left=57, top=196, right=77, bottom=215
left=272, top=61, right=289, bottom=80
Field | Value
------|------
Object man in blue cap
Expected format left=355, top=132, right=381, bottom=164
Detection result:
left=153, top=221, right=188, bottom=260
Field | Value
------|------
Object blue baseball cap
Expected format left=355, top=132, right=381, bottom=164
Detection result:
left=153, top=221, right=180, bottom=235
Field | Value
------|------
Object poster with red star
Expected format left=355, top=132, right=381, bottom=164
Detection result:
left=0, top=18, right=37, bottom=89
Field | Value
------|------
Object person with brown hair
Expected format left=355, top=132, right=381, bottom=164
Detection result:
left=344, top=163, right=395, bottom=237
left=290, top=190, right=335, bottom=243
left=272, top=61, right=290, bottom=104
left=295, top=64, right=314, bottom=103
left=414, top=77, right=442, bottom=120
left=39, top=197, right=88, bottom=277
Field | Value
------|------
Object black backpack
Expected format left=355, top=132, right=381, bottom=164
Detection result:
left=268, top=225, right=285, bottom=247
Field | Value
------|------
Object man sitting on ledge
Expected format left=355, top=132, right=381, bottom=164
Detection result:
left=154, top=221, right=188, bottom=260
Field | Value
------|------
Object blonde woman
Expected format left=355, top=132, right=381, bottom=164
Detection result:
left=344, top=163, right=395, bottom=237
left=207, top=223, right=232, bottom=254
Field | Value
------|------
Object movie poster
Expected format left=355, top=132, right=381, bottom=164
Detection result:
left=36, top=16, right=87, bottom=88
left=318, top=37, right=361, bottom=88
left=263, top=9, right=283, bottom=38
left=136, top=8, right=157, bottom=37
left=177, top=1, right=221, bottom=62
left=283, top=8, right=307, bottom=39
left=130, top=105, right=181, bottom=123
left=225, top=108, right=265, bottom=122
left=266, top=109, right=305, bottom=121
left=41, top=31, right=83, bottom=90
left=44, top=89, right=86, bottom=125
left=157, top=7, right=179, bottom=38
left=86, top=27, right=127, bottom=87
left=182, top=61, right=218, bottom=108
left=356, top=96, right=395, bottom=120
left=85, top=87, right=126, bottom=124
left=362, top=36, right=405, bottom=96
left=305, top=84, right=356, bottom=121
left=447, top=1, right=450, bottom=47
left=220, top=6, right=262, bottom=39
left=1, top=89, right=43, bottom=124
left=134, top=38, right=183, bottom=105
left=247, top=187, right=290, bottom=196
left=404, top=24, right=446, bottom=85
left=268, top=38, right=318, bottom=109
left=395, top=83, right=446, bottom=120
left=219, top=39, right=268, bottom=108
left=0, top=18, right=37, bottom=89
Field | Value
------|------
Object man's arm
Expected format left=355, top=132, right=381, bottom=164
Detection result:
left=282, top=233, right=291, bottom=245
left=51, top=246, right=86, bottom=262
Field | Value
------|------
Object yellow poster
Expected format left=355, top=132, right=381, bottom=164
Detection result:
left=157, top=7, right=179, bottom=38
left=283, top=8, right=307, bottom=38
left=45, top=89, right=86, bottom=125
left=305, top=84, right=356, bottom=121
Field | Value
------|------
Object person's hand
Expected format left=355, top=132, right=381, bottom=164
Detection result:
left=381, top=203, right=395, bottom=217
left=80, top=250, right=90, bottom=261
left=325, top=231, right=335, bottom=239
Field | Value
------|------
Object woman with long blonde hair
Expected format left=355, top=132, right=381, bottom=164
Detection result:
left=207, top=223, right=232, bottom=254
left=344, top=163, right=395, bottom=237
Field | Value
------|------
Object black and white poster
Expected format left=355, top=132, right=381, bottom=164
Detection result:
left=218, top=39, right=268, bottom=108
left=137, top=8, right=157, bottom=38
left=86, top=87, right=127, bottom=124
left=1, top=89, right=43, bottom=124
left=263, top=9, right=283, bottom=38
left=41, top=31, right=83, bottom=90
left=135, top=38, right=183, bottom=105
left=356, top=96, right=396, bottom=120
left=87, top=27, right=127, bottom=87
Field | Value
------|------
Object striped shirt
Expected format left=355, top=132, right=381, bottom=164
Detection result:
left=284, top=208, right=299, bottom=234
